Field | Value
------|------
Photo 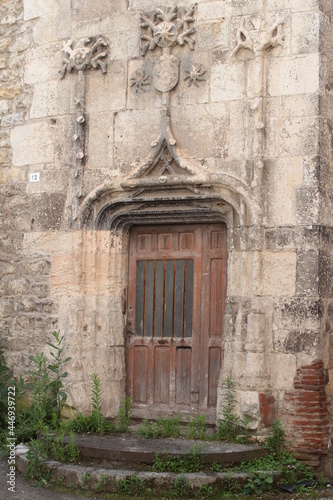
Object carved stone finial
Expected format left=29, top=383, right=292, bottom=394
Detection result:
left=59, top=36, right=108, bottom=78
left=140, top=6, right=195, bottom=56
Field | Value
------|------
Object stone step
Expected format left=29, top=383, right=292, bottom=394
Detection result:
left=15, top=444, right=272, bottom=496
left=70, top=433, right=267, bottom=466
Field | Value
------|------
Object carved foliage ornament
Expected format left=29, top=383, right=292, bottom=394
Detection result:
left=232, top=16, right=285, bottom=57
left=59, top=36, right=108, bottom=78
left=140, top=6, right=196, bottom=56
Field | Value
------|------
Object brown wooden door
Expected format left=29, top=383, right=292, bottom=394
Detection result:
left=126, top=223, right=227, bottom=422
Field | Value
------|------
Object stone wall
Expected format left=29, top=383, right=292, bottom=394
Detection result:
left=0, top=0, right=59, bottom=376
left=0, top=0, right=332, bottom=463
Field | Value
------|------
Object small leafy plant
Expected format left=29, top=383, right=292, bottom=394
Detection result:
left=153, top=445, right=204, bottom=473
left=116, top=396, right=132, bottom=432
left=95, top=474, right=109, bottom=493
left=138, top=414, right=180, bottom=439
left=115, top=476, right=146, bottom=496
left=195, top=483, right=214, bottom=499
left=243, top=472, right=274, bottom=495
left=69, top=373, right=114, bottom=434
left=171, top=474, right=192, bottom=499
left=186, top=414, right=207, bottom=440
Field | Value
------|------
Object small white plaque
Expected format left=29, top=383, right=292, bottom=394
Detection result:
left=29, top=172, right=40, bottom=182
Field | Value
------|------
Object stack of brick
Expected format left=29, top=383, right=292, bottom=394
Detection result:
left=284, top=360, right=330, bottom=465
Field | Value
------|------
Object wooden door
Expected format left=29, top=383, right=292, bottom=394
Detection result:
left=126, top=223, right=227, bottom=422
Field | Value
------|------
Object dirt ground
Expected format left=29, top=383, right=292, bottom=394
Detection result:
left=0, top=457, right=90, bottom=500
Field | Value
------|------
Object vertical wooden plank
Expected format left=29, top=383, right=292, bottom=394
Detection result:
left=176, top=348, right=191, bottom=405
left=154, top=260, right=164, bottom=337
left=133, top=347, right=149, bottom=403
left=154, top=347, right=170, bottom=403
left=144, top=260, right=154, bottom=337
left=164, top=259, right=174, bottom=337
left=210, top=259, right=224, bottom=337
left=135, top=260, right=145, bottom=336
left=184, top=259, right=193, bottom=338
left=174, top=260, right=184, bottom=338
left=208, top=347, right=221, bottom=407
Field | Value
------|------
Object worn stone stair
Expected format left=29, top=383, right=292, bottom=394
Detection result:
left=16, top=435, right=270, bottom=495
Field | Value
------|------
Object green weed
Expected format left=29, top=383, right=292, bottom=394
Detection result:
left=115, top=476, right=146, bottom=496
left=243, top=472, right=274, bottom=496
left=153, top=445, right=204, bottom=473
left=116, top=396, right=132, bottom=432
left=95, top=474, right=109, bottom=493
left=138, top=414, right=180, bottom=438
left=171, top=474, right=191, bottom=499
left=186, top=414, right=207, bottom=440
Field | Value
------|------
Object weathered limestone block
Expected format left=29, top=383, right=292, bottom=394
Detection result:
left=30, top=79, right=73, bottom=119
left=51, top=253, right=81, bottom=295
left=271, top=353, right=296, bottom=391
left=280, top=116, right=319, bottom=157
left=296, top=186, right=320, bottom=224
left=274, top=297, right=324, bottom=330
left=23, top=231, right=75, bottom=254
left=319, top=250, right=333, bottom=298
left=114, top=108, right=160, bottom=168
left=24, top=0, right=70, bottom=21
left=273, top=328, right=319, bottom=356
left=242, top=352, right=269, bottom=388
left=26, top=165, right=70, bottom=195
left=267, top=54, right=320, bottom=96
left=72, top=0, right=126, bottom=22
left=245, top=312, right=266, bottom=352
left=197, top=16, right=228, bottom=51
left=296, top=250, right=319, bottom=296
left=210, top=62, right=245, bottom=102
left=171, top=105, right=216, bottom=158
left=197, top=1, right=226, bottom=22
left=236, top=390, right=260, bottom=428
left=85, top=62, right=127, bottom=113
left=87, top=112, right=114, bottom=168
left=225, top=0, right=265, bottom=16
left=264, top=157, right=303, bottom=226
left=31, top=193, right=66, bottom=230
left=11, top=121, right=55, bottom=166
left=256, top=252, right=297, bottom=297
left=291, top=11, right=320, bottom=54
left=32, top=12, right=71, bottom=45
left=24, top=43, right=61, bottom=85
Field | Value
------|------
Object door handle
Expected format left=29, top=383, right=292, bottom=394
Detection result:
left=158, top=339, right=168, bottom=344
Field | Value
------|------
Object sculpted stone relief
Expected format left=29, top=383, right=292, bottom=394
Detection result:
left=135, top=5, right=207, bottom=172
left=59, top=36, right=108, bottom=78
left=140, top=6, right=196, bottom=55
left=232, top=16, right=285, bottom=57
left=57, top=10, right=285, bottom=202
left=59, top=36, right=109, bottom=213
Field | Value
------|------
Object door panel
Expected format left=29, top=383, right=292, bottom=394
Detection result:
left=127, top=224, right=227, bottom=421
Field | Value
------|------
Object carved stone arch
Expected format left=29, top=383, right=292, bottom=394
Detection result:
left=77, top=159, right=261, bottom=237
left=73, top=157, right=262, bottom=421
